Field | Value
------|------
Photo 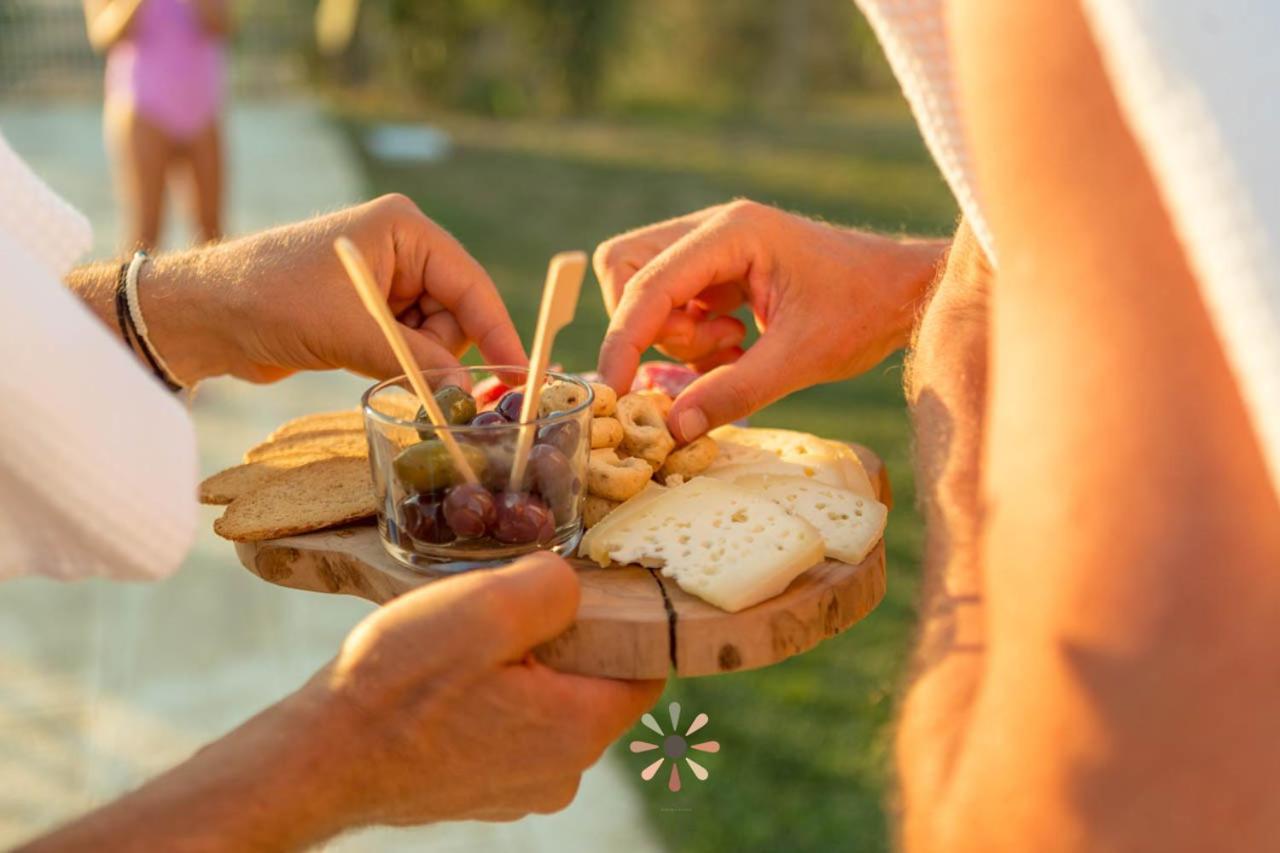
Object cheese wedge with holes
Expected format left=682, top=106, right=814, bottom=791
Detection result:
left=581, top=478, right=824, bottom=613
left=704, top=425, right=875, bottom=498
left=732, top=475, right=887, bottom=564
left=580, top=481, right=667, bottom=551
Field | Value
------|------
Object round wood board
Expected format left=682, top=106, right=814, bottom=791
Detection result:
left=234, top=445, right=890, bottom=679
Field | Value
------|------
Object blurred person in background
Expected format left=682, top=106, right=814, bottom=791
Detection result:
left=83, top=0, right=231, bottom=250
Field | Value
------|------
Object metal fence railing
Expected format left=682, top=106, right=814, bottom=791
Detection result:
left=0, top=0, right=316, bottom=101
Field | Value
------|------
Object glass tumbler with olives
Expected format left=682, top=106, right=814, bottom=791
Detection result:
left=362, top=367, right=593, bottom=571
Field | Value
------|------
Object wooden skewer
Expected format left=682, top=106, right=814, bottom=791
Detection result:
left=508, top=251, right=588, bottom=491
left=334, top=236, right=478, bottom=485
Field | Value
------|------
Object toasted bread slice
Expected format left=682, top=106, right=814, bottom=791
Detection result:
left=213, top=457, right=376, bottom=542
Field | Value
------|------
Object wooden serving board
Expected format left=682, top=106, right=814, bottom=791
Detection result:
left=235, top=446, right=891, bottom=679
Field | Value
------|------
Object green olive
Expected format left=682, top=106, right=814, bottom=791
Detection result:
left=393, top=440, right=489, bottom=493
left=412, top=410, right=435, bottom=441
left=436, top=385, right=478, bottom=425
left=414, top=386, right=477, bottom=439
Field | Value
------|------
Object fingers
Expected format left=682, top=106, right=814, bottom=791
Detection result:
left=689, top=344, right=744, bottom=375
left=477, top=777, right=582, bottom=820
left=552, top=672, right=668, bottom=762
left=668, top=332, right=797, bottom=442
left=343, top=318, right=464, bottom=380
left=689, top=282, right=745, bottom=316
left=598, top=213, right=758, bottom=393
left=398, top=304, right=425, bottom=329
left=593, top=208, right=716, bottom=314
left=418, top=311, right=469, bottom=358
left=656, top=311, right=746, bottom=364
left=340, top=552, right=579, bottom=682
left=384, top=198, right=527, bottom=368
left=443, top=276, right=528, bottom=368
left=479, top=552, right=582, bottom=661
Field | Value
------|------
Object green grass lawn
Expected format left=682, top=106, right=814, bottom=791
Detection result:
left=340, top=102, right=955, bottom=852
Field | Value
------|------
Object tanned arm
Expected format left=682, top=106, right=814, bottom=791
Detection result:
left=896, top=219, right=990, bottom=845
left=82, top=0, right=146, bottom=52
left=898, top=1, right=1280, bottom=850
left=19, top=693, right=355, bottom=852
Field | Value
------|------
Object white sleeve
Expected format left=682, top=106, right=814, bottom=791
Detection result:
left=0, top=135, right=198, bottom=583
left=1079, top=0, right=1280, bottom=497
left=854, top=0, right=997, bottom=261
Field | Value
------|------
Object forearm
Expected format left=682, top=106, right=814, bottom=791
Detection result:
left=65, top=255, right=235, bottom=385
left=897, top=219, right=990, bottom=841
left=851, top=231, right=951, bottom=352
left=904, top=224, right=989, bottom=542
left=83, top=0, right=146, bottom=51
left=21, top=690, right=357, bottom=852
left=922, top=0, right=1280, bottom=849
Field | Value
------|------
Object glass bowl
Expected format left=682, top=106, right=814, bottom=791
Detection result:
left=362, top=366, right=593, bottom=572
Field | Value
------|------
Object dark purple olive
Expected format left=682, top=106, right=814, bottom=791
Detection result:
left=495, top=390, right=525, bottom=423
left=528, top=443, right=579, bottom=524
left=459, top=409, right=508, bottom=448
left=399, top=493, right=453, bottom=544
left=459, top=409, right=509, bottom=449
left=442, top=483, right=496, bottom=539
left=536, top=419, right=581, bottom=458
left=492, top=491, right=556, bottom=544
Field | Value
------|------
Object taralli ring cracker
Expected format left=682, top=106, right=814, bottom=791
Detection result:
left=660, top=434, right=719, bottom=480
left=590, top=416, right=624, bottom=449
left=633, top=388, right=673, bottom=419
left=616, top=393, right=676, bottom=469
left=538, top=379, right=590, bottom=417
left=589, top=382, right=618, bottom=417
left=582, top=493, right=620, bottom=528
left=588, top=448, right=653, bottom=501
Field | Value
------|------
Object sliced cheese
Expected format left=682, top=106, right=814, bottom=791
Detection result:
left=580, top=481, right=667, bottom=556
left=732, top=475, right=887, bottom=564
left=706, top=436, right=776, bottom=468
left=583, top=478, right=824, bottom=613
left=710, top=425, right=834, bottom=457
left=705, top=425, right=876, bottom=498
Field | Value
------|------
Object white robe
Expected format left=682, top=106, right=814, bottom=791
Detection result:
left=0, top=133, right=197, bottom=582
left=857, top=0, right=1280, bottom=494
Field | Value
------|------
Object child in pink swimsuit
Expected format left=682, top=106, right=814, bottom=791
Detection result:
left=105, top=0, right=226, bottom=141
left=88, top=0, right=230, bottom=249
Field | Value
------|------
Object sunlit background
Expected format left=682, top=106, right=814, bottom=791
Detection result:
left=0, top=1, right=955, bottom=850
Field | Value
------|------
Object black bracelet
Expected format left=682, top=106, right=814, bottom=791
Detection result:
left=115, top=255, right=183, bottom=393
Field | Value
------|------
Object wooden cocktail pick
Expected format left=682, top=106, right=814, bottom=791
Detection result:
left=508, top=251, right=588, bottom=491
left=333, top=236, right=479, bottom=485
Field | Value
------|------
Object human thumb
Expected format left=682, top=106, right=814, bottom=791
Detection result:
left=347, top=321, right=464, bottom=382
left=666, top=333, right=797, bottom=443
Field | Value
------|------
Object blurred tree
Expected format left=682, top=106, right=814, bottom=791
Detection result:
left=518, top=0, right=624, bottom=113
left=348, top=0, right=894, bottom=119
left=606, top=0, right=893, bottom=118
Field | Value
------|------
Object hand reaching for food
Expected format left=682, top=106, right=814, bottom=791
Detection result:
left=70, top=194, right=527, bottom=385
left=593, top=199, right=947, bottom=441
